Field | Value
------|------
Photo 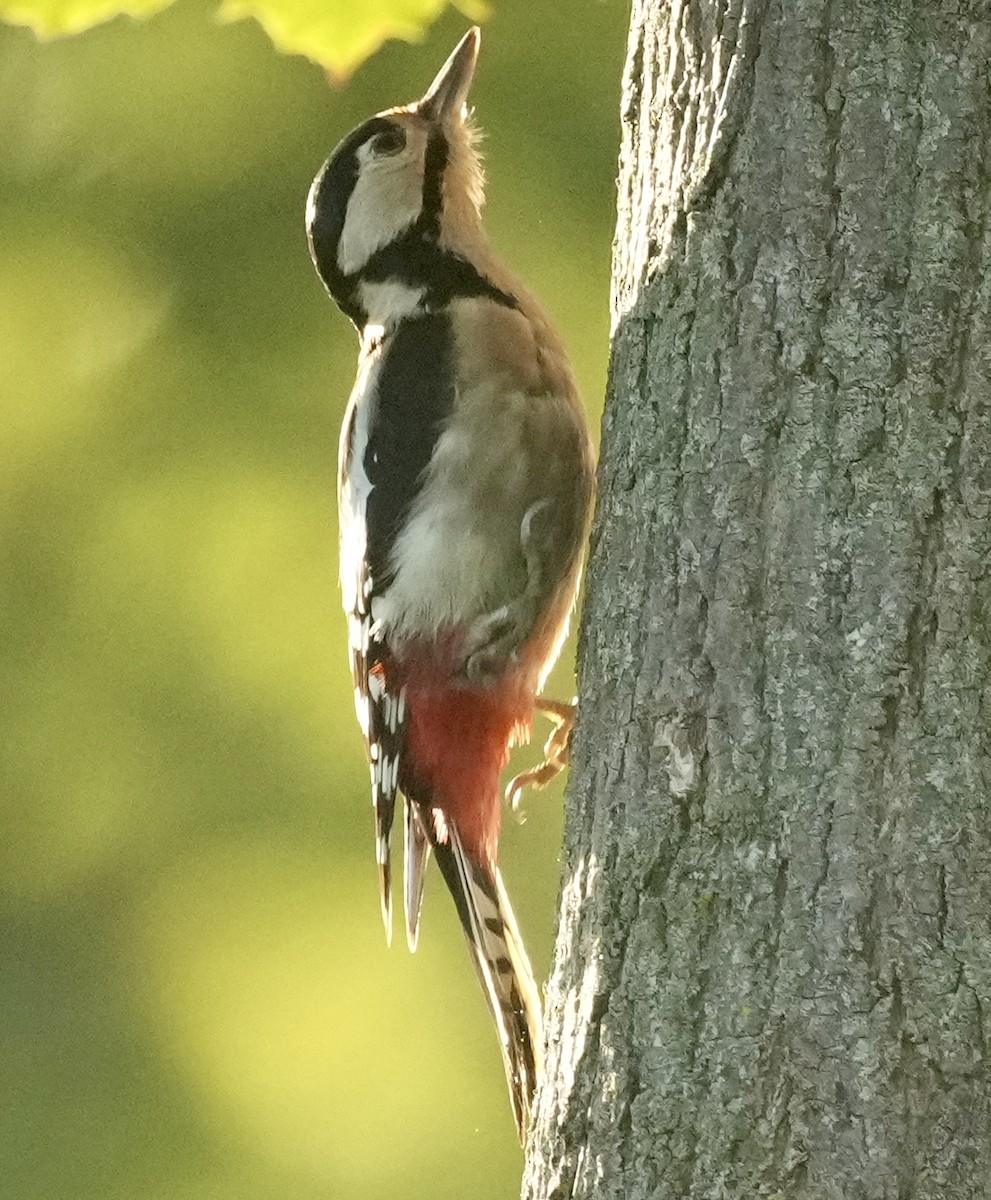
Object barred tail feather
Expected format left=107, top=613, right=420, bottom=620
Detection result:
left=377, top=854, right=393, bottom=945
left=375, top=791, right=395, bottom=945
left=366, top=671, right=406, bottom=948
left=433, top=823, right=543, bottom=1141
left=403, top=799, right=432, bottom=951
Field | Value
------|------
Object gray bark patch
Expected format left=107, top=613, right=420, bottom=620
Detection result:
left=525, top=2, right=991, bottom=1198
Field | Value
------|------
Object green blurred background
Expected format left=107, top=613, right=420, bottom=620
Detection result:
left=0, top=3, right=624, bottom=1196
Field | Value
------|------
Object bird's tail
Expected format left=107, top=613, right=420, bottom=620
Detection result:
left=432, top=822, right=542, bottom=1142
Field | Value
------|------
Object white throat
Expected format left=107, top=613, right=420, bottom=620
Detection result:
left=358, top=278, right=427, bottom=325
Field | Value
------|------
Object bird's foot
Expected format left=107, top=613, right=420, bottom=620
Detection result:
left=506, top=696, right=575, bottom=810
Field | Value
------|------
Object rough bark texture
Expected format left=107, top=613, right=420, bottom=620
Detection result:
left=524, top=2, right=991, bottom=1197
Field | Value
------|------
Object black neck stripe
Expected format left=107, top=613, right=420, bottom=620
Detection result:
left=418, top=129, right=449, bottom=239
left=360, top=232, right=518, bottom=310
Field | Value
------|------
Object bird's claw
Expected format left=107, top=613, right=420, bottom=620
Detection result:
left=506, top=696, right=575, bottom=810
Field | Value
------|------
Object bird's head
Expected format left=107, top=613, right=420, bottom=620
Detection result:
left=307, top=28, right=486, bottom=326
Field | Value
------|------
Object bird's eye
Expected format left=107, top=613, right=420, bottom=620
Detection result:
left=370, top=127, right=406, bottom=157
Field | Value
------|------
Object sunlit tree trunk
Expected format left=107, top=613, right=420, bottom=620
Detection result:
left=524, top=1, right=991, bottom=1196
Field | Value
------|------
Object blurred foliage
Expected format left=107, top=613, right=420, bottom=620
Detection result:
left=0, top=0, right=486, bottom=76
left=0, top=1, right=625, bottom=1197
left=219, top=0, right=488, bottom=80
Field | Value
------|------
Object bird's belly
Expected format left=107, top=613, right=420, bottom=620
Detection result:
left=370, top=498, right=507, bottom=641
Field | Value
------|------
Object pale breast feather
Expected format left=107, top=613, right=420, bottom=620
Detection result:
left=374, top=380, right=592, bottom=641
left=359, top=313, right=457, bottom=600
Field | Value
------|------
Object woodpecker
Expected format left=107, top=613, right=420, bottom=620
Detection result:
left=305, top=28, right=594, bottom=1139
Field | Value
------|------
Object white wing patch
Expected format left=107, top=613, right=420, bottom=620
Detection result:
left=339, top=348, right=410, bottom=945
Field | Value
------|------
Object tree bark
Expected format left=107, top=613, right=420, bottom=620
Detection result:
left=524, top=2, right=991, bottom=1197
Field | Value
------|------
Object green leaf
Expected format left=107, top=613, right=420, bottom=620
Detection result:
left=0, top=0, right=488, bottom=75
left=0, top=0, right=169, bottom=37
left=220, top=0, right=489, bottom=80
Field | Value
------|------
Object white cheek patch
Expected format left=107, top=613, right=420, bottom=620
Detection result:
left=338, top=149, right=423, bottom=276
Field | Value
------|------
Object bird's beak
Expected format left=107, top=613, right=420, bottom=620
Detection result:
left=417, top=27, right=480, bottom=125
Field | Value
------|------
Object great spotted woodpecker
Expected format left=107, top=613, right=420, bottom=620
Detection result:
left=305, top=28, right=595, bottom=1139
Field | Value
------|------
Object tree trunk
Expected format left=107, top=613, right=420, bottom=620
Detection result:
left=524, top=1, right=991, bottom=1197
